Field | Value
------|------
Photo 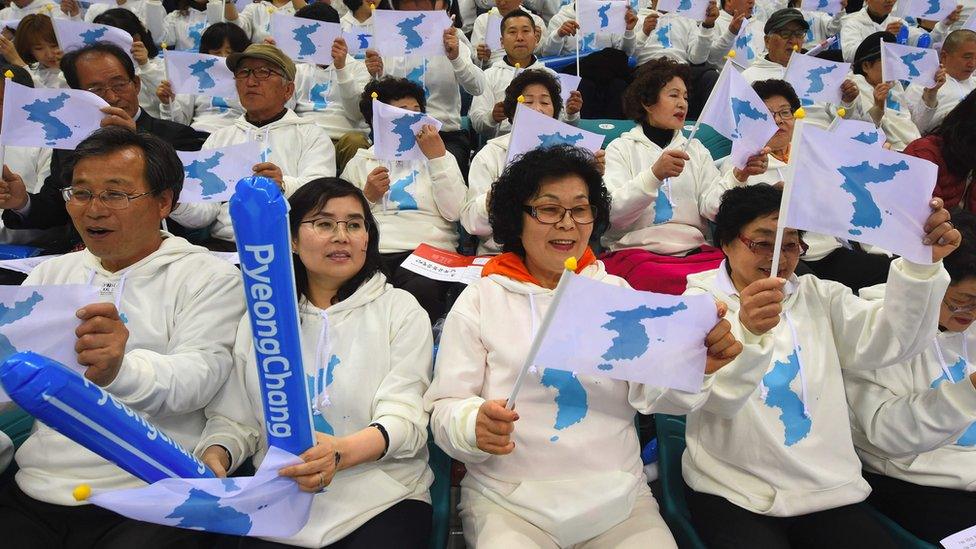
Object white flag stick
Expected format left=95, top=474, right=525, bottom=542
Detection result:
left=507, top=257, right=577, bottom=410
left=769, top=119, right=805, bottom=277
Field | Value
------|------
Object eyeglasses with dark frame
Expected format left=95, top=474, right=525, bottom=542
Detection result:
left=233, top=67, right=287, bottom=81
left=522, top=204, right=597, bottom=225
left=61, top=188, right=153, bottom=210
left=773, top=29, right=807, bottom=40
left=300, top=217, right=369, bottom=237
left=737, top=234, right=808, bottom=258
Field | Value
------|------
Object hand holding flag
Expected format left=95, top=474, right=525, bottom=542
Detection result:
left=177, top=142, right=264, bottom=203
left=881, top=41, right=940, bottom=88
left=371, top=99, right=443, bottom=162
left=784, top=53, right=851, bottom=105
left=373, top=10, right=452, bottom=57
left=52, top=19, right=134, bottom=61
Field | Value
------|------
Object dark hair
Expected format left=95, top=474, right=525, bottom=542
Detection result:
left=177, top=0, right=207, bottom=13
left=60, top=42, right=136, bottom=90
left=945, top=210, right=976, bottom=284
left=61, top=127, right=184, bottom=209
left=342, top=0, right=392, bottom=13
left=13, top=14, right=57, bottom=65
left=359, top=77, right=427, bottom=126
left=295, top=2, right=340, bottom=23
left=622, top=58, right=690, bottom=122
left=198, top=22, right=251, bottom=55
left=93, top=8, right=160, bottom=59
left=502, top=69, right=563, bottom=122
left=288, top=178, right=387, bottom=305
left=0, top=63, right=33, bottom=88
left=501, top=8, right=535, bottom=33
left=930, top=90, right=976, bottom=179
left=388, top=0, right=462, bottom=28
left=489, top=145, right=611, bottom=257
left=751, top=79, right=801, bottom=112
left=714, top=184, right=785, bottom=247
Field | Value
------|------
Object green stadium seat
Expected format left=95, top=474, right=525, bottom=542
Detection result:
left=654, top=414, right=706, bottom=549
left=864, top=504, right=938, bottom=549
left=682, top=122, right=732, bottom=161
left=428, top=434, right=452, bottom=549
left=0, top=406, right=33, bottom=450
left=576, top=119, right=637, bottom=145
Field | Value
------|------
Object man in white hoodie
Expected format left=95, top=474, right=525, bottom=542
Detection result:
left=681, top=184, right=958, bottom=547
left=905, top=29, right=976, bottom=132
left=0, top=127, right=244, bottom=548
left=840, top=0, right=958, bottom=62
left=169, top=44, right=336, bottom=250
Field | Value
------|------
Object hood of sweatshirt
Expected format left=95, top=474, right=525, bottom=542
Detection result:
left=685, top=260, right=801, bottom=313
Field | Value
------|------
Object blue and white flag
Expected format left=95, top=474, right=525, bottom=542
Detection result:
left=577, top=0, right=627, bottom=37
left=176, top=142, right=263, bottom=203
left=782, top=123, right=937, bottom=264
left=696, top=61, right=779, bottom=169
left=371, top=99, right=443, bottom=162
left=0, top=284, right=101, bottom=402
left=0, top=19, right=21, bottom=31
left=729, top=19, right=760, bottom=68
left=271, top=13, right=342, bottom=66
left=0, top=80, right=108, bottom=149
left=894, top=0, right=956, bottom=21
left=828, top=117, right=886, bottom=147
left=531, top=272, right=717, bottom=392
left=964, top=9, right=976, bottom=31
left=373, top=10, right=451, bottom=57
left=881, top=40, right=940, bottom=88
left=52, top=19, right=133, bottom=59
left=484, top=11, right=503, bottom=50
left=88, top=446, right=314, bottom=538
left=557, top=72, right=582, bottom=104
left=784, top=53, right=850, bottom=105
left=655, top=0, right=709, bottom=21
left=506, top=103, right=605, bottom=164
left=165, top=50, right=237, bottom=98
left=343, top=24, right=374, bottom=55
left=800, top=0, right=844, bottom=15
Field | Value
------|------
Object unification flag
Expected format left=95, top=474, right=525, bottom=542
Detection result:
left=800, top=0, right=844, bottom=15
left=828, top=117, right=886, bottom=148
left=782, top=123, right=937, bottom=264
left=696, top=61, right=779, bottom=169
left=0, top=80, right=108, bottom=149
left=577, top=0, right=627, bottom=37
left=531, top=272, right=717, bottom=393
left=0, top=19, right=20, bottom=31
left=655, top=0, right=710, bottom=21
left=165, top=50, right=237, bottom=98
left=176, top=142, right=263, bottom=203
left=371, top=99, right=443, bottom=162
left=373, top=10, right=452, bottom=57
left=881, top=41, right=940, bottom=88
left=506, top=103, right=605, bottom=164
left=0, top=284, right=101, bottom=402
left=729, top=19, right=759, bottom=68
left=52, top=19, right=133, bottom=59
left=894, top=0, right=956, bottom=21
left=784, top=53, right=850, bottom=105
left=88, top=446, right=314, bottom=538
left=343, top=24, right=374, bottom=55
left=964, top=9, right=976, bottom=31
left=271, top=13, right=342, bottom=66
left=484, top=11, right=503, bottom=50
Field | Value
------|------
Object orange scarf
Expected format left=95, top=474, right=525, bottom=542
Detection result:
left=481, top=248, right=597, bottom=286
left=770, top=145, right=790, bottom=164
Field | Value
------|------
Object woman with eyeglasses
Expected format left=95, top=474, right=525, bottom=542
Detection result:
left=601, top=58, right=768, bottom=295
left=426, top=144, right=741, bottom=549
left=680, top=183, right=959, bottom=548
left=198, top=177, right=435, bottom=549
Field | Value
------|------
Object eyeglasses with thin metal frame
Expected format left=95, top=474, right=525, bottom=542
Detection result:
left=233, top=67, right=287, bottom=81
left=61, top=188, right=153, bottom=210
left=85, top=78, right=134, bottom=97
left=943, top=295, right=976, bottom=314
left=522, top=204, right=597, bottom=225
left=300, top=217, right=370, bottom=237
left=737, top=234, right=808, bottom=257
left=773, top=29, right=807, bottom=40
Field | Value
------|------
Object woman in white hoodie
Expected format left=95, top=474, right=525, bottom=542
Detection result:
left=681, top=183, right=958, bottom=548
left=9, top=14, right=67, bottom=89
left=199, top=177, right=434, bottom=549
left=602, top=58, right=768, bottom=294
left=341, top=77, right=467, bottom=323
left=843, top=211, right=976, bottom=544
left=426, top=144, right=743, bottom=549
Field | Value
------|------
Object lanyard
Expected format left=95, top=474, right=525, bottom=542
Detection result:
left=933, top=336, right=971, bottom=383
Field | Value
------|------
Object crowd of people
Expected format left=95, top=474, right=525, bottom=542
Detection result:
left=0, top=0, right=973, bottom=547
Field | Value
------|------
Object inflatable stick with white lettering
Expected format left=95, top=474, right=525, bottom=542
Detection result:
left=0, top=351, right=214, bottom=483
left=230, top=176, right=316, bottom=456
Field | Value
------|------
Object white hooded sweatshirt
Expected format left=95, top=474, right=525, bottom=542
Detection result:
left=905, top=74, right=976, bottom=133
left=425, top=260, right=712, bottom=546
left=292, top=60, right=371, bottom=140
left=197, top=273, right=434, bottom=548
left=603, top=125, right=740, bottom=255
left=461, top=133, right=510, bottom=255
left=843, top=283, right=976, bottom=491
left=234, top=0, right=298, bottom=44
left=633, top=10, right=712, bottom=66
left=14, top=234, right=244, bottom=506
left=0, top=0, right=61, bottom=20
left=159, top=7, right=209, bottom=52
left=541, top=2, right=637, bottom=56
left=707, top=12, right=765, bottom=67
left=682, top=258, right=949, bottom=516
left=341, top=147, right=466, bottom=254
left=851, top=73, right=934, bottom=152
left=840, top=8, right=949, bottom=63
left=169, top=109, right=336, bottom=242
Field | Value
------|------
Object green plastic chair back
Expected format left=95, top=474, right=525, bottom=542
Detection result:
left=428, top=433, right=452, bottom=549
left=575, top=119, right=637, bottom=146
left=0, top=406, right=33, bottom=449
left=655, top=414, right=707, bottom=549
left=681, top=122, right=732, bottom=161
left=864, top=504, right=938, bottom=549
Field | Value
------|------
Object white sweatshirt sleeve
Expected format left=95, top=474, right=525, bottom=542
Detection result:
left=844, top=365, right=976, bottom=458
left=468, top=79, right=501, bottom=138
left=830, top=258, right=950, bottom=370
left=282, top=127, right=337, bottom=196
left=451, top=43, right=487, bottom=97
left=707, top=25, right=738, bottom=66
left=144, top=0, right=167, bottom=47
left=688, top=24, right=713, bottom=65
left=158, top=11, right=179, bottom=49
left=428, top=154, right=467, bottom=222
left=542, top=7, right=574, bottom=56
left=336, top=62, right=370, bottom=123
left=604, top=143, right=661, bottom=230
left=628, top=378, right=712, bottom=415
left=460, top=150, right=496, bottom=237
left=103, top=267, right=245, bottom=419
left=159, top=93, right=197, bottom=126
left=372, top=296, right=434, bottom=460
left=425, top=291, right=493, bottom=464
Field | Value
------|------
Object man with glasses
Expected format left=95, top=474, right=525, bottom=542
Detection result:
left=0, top=42, right=207, bottom=253
left=0, top=127, right=244, bottom=549
left=740, top=9, right=865, bottom=128
left=169, top=43, right=336, bottom=251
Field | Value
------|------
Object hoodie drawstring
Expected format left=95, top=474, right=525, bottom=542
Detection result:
left=527, top=293, right=538, bottom=375
left=759, top=310, right=810, bottom=418
left=933, top=337, right=972, bottom=383
left=312, top=311, right=330, bottom=414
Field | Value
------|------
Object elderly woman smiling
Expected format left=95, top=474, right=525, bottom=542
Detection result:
left=425, top=145, right=742, bottom=549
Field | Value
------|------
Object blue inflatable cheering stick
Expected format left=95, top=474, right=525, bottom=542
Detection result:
left=229, top=176, right=316, bottom=456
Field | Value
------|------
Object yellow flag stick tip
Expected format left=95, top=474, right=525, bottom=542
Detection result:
left=836, top=107, right=847, bottom=118
left=3, top=70, right=13, bottom=79
left=72, top=484, right=92, bottom=502
left=726, top=50, right=736, bottom=58
left=514, top=62, right=521, bottom=68
left=369, top=2, right=376, bottom=8
left=792, top=44, right=799, bottom=51
left=370, top=91, right=378, bottom=98
left=564, top=256, right=577, bottom=271
left=161, top=42, right=168, bottom=49
left=793, top=107, right=806, bottom=119
left=517, top=94, right=525, bottom=103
